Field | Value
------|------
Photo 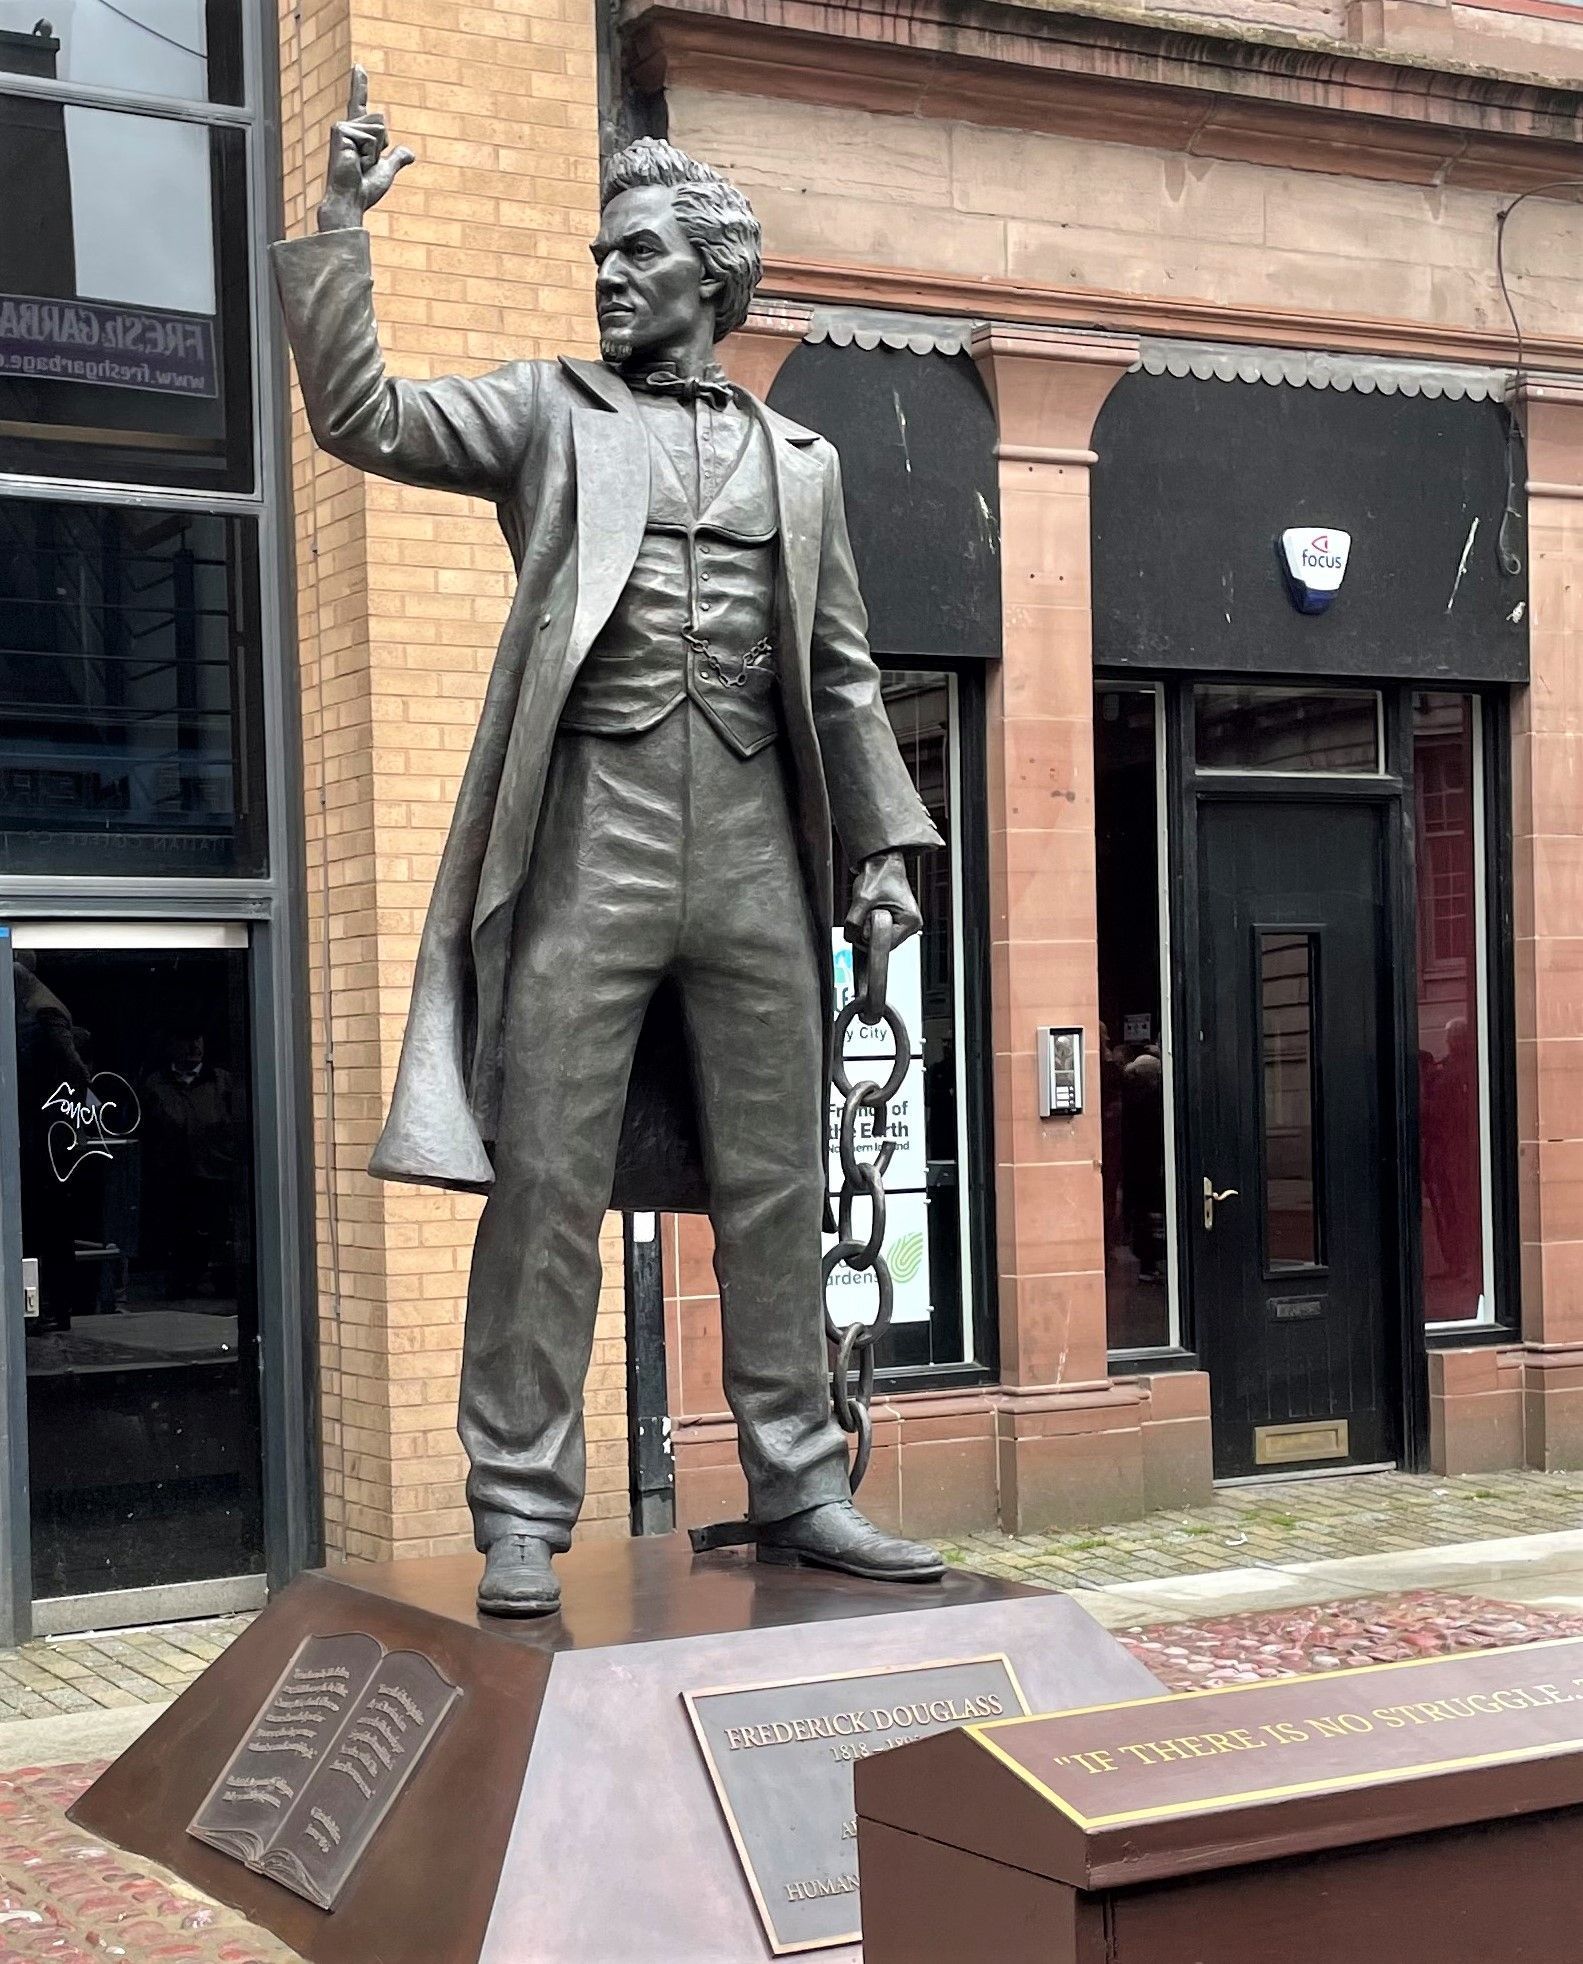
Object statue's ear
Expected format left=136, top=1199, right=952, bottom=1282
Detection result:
left=698, top=270, right=723, bottom=307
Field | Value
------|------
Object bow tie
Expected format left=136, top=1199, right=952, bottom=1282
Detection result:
left=624, top=363, right=733, bottom=411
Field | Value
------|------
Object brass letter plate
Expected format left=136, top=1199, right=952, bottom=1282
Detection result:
left=1254, top=1418, right=1350, bottom=1466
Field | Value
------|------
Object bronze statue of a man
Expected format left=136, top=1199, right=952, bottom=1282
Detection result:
left=273, top=70, right=945, bottom=1614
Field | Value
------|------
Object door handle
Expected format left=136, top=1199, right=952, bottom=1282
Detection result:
left=20, top=1257, right=39, bottom=1320
left=1203, top=1178, right=1240, bottom=1230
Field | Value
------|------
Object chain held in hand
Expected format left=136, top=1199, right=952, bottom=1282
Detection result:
left=686, top=906, right=908, bottom=1551
left=825, top=906, right=909, bottom=1493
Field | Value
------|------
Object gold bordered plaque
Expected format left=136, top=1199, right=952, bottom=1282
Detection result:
left=960, top=1635, right=1583, bottom=1834
left=684, top=1654, right=1028, bottom=1954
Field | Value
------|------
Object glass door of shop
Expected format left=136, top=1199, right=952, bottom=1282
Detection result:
left=0, top=922, right=266, bottom=1637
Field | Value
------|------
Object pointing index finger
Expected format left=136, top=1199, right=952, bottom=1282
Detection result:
left=347, top=63, right=368, bottom=120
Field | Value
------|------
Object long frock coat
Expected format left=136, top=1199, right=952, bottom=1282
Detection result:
left=271, top=228, right=941, bottom=1207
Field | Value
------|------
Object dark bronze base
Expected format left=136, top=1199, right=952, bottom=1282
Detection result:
left=860, top=1805, right=1583, bottom=1962
left=856, top=1634, right=1583, bottom=1963
left=70, top=1533, right=1158, bottom=1963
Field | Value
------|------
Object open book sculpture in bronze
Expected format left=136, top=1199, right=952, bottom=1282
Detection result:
left=273, top=70, right=945, bottom=1614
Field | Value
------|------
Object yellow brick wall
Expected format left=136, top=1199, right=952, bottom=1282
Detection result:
left=277, top=0, right=627, bottom=1562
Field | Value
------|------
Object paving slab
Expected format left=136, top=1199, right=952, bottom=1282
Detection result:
left=940, top=1469, right=1583, bottom=1590
left=1288, top=1527, right=1583, bottom=1593
left=0, top=1616, right=253, bottom=1725
left=0, top=1701, right=169, bottom=1775
left=1059, top=1528, right=1583, bottom=1629
left=1071, top=1564, right=1377, bottom=1623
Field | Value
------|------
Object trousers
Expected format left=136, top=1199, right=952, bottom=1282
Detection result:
left=461, top=702, right=852, bottom=1548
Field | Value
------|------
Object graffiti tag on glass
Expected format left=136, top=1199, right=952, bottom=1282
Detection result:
left=42, top=1073, right=141, bottom=1184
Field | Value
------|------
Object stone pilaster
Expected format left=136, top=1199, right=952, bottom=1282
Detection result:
left=972, top=323, right=1212, bottom=1525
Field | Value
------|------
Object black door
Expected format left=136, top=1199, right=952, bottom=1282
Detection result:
left=7, top=933, right=266, bottom=1615
left=1193, top=800, right=1397, bottom=1479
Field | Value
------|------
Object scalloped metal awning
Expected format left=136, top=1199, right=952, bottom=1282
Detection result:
left=1133, top=337, right=1511, bottom=400
left=805, top=306, right=975, bottom=357
left=801, top=306, right=1513, bottom=401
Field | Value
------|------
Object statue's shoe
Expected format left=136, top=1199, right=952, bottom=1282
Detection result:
left=477, top=1533, right=561, bottom=1617
left=756, top=1500, right=945, bottom=1583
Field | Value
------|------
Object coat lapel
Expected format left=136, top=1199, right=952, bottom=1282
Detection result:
left=753, top=398, right=823, bottom=677
left=562, top=356, right=649, bottom=668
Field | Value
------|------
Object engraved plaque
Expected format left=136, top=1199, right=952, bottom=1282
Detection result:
left=685, top=1654, right=1027, bottom=1954
left=188, top=1632, right=461, bottom=1911
left=965, top=1636, right=1583, bottom=1831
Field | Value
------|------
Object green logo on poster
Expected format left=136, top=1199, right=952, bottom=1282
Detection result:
left=890, top=1231, right=926, bottom=1285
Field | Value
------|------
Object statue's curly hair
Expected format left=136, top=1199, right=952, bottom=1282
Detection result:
left=600, top=138, right=761, bottom=341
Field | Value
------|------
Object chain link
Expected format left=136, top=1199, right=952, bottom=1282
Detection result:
left=824, top=907, right=908, bottom=1492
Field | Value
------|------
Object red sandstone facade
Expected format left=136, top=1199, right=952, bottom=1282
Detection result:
left=621, top=0, right=1583, bottom=1530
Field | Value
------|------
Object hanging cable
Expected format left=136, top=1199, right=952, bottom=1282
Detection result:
left=91, top=0, right=205, bottom=62
left=1494, top=180, right=1583, bottom=578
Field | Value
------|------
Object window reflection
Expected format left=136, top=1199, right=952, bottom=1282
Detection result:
left=1196, top=686, right=1381, bottom=774
left=1260, top=932, right=1321, bottom=1270
left=0, top=93, right=251, bottom=489
left=0, top=5, right=242, bottom=105
left=1096, top=686, right=1172, bottom=1350
left=0, top=498, right=267, bottom=876
left=1414, top=693, right=1489, bottom=1324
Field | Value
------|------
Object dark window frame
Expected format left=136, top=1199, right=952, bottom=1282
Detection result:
left=870, top=655, right=999, bottom=1395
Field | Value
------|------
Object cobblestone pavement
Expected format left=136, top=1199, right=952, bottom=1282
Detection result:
left=940, top=1469, right=1583, bottom=1590
left=0, top=1621, right=251, bottom=1725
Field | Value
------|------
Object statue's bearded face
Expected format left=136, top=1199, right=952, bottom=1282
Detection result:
left=592, top=184, right=719, bottom=364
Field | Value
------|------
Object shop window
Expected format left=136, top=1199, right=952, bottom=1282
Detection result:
left=1095, top=684, right=1176, bottom=1352
left=0, top=95, right=253, bottom=490
left=1413, top=692, right=1494, bottom=1326
left=1195, top=685, right=1382, bottom=775
left=0, top=497, right=267, bottom=876
left=828, top=670, right=980, bottom=1370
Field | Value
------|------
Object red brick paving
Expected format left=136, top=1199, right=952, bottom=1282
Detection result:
left=4, top=1592, right=1583, bottom=1959
left=0, top=1762, right=295, bottom=1963
left=1118, top=1589, right=1583, bottom=1691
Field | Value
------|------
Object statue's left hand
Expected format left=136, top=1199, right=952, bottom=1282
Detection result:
left=844, top=851, right=922, bottom=949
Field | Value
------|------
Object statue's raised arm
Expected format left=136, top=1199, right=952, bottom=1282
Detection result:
left=269, top=64, right=533, bottom=500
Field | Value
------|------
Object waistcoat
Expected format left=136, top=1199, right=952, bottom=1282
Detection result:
left=560, top=407, right=782, bottom=759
